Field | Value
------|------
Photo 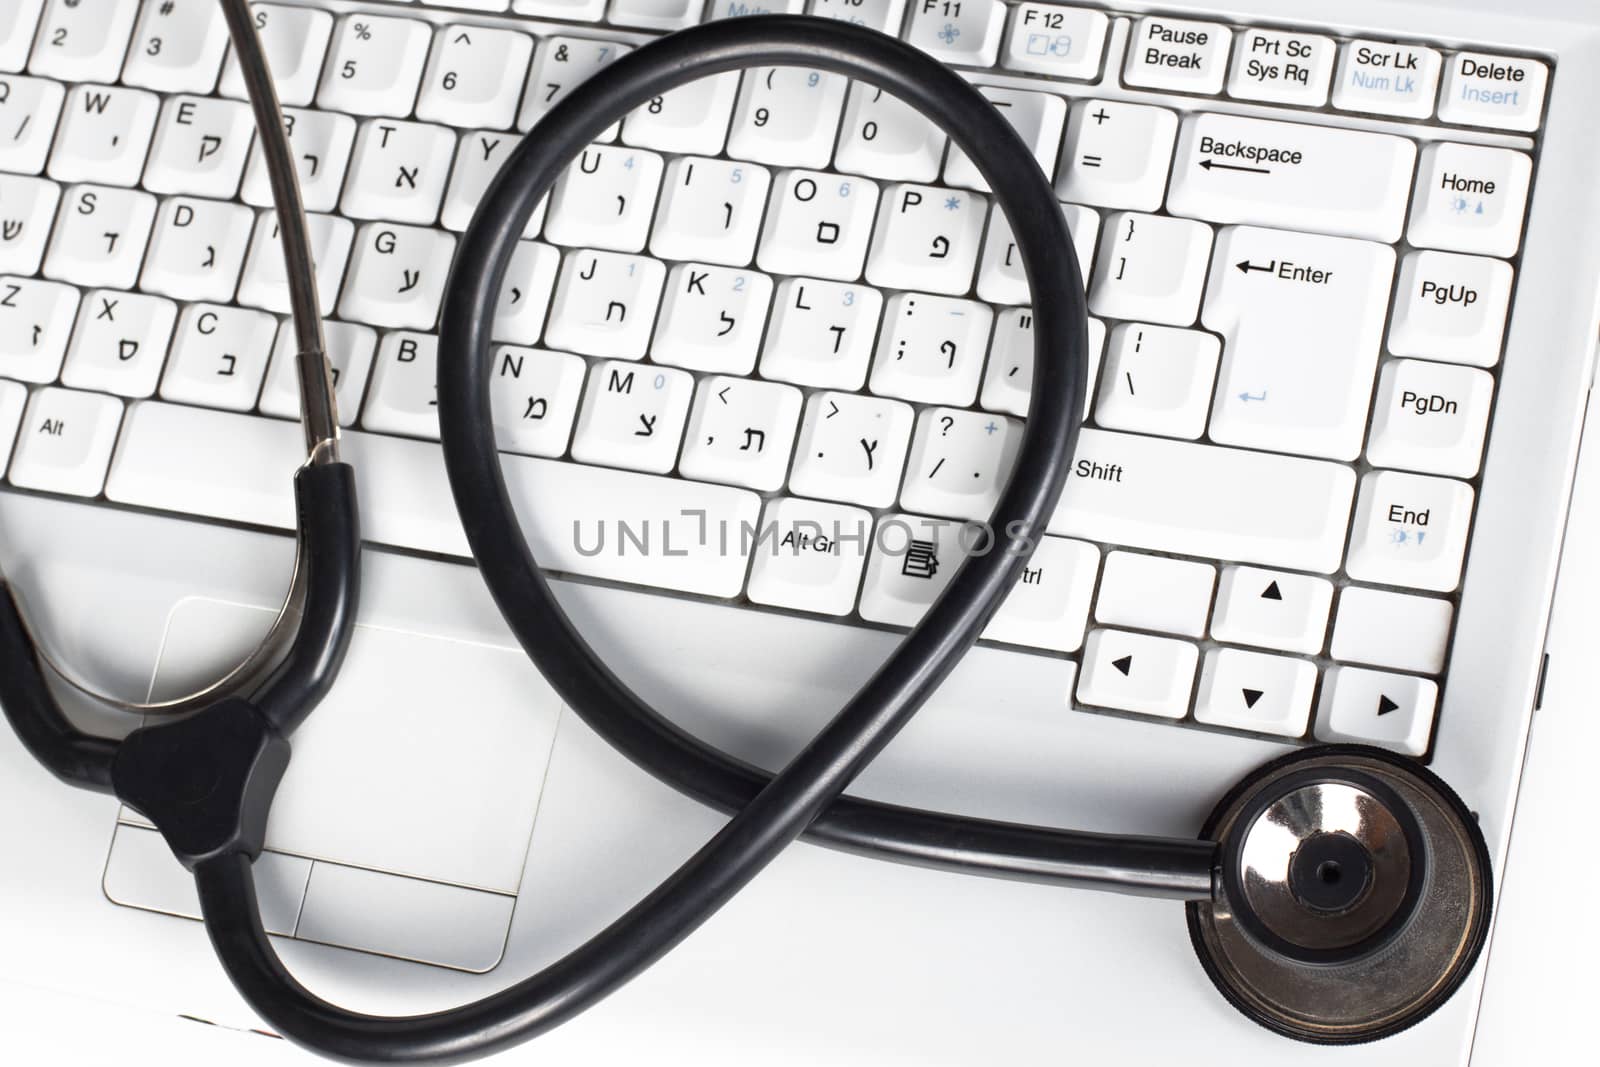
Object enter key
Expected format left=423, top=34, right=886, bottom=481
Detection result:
left=1205, top=226, right=1395, bottom=461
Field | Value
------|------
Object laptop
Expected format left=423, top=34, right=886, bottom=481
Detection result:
left=1, top=0, right=1596, bottom=1060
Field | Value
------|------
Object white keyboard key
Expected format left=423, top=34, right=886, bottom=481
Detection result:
left=141, top=95, right=253, bottom=199
left=0, top=276, right=78, bottom=383
left=1332, top=40, right=1441, bottom=119
left=1211, top=566, right=1332, bottom=655
left=544, top=250, right=665, bottom=360
left=219, top=4, right=332, bottom=108
left=1205, top=226, right=1395, bottom=461
left=1123, top=16, right=1230, bottom=96
left=159, top=304, right=277, bottom=411
left=43, top=184, right=155, bottom=289
left=1089, top=212, right=1212, bottom=326
left=441, top=130, right=547, bottom=236
left=1002, top=4, right=1109, bottom=81
left=107, top=402, right=761, bottom=597
left=905, top=0, right=1006, bottom=68
left=834, top=83, right=946, bottom=183
left=678, top=375, right=802, bottom=490
left=1346, top=470, right=1473, bottom=592
left=492, top=240, right=559, bottom=346
left=1315, top=666, right=1435, bottom=756
left=518, top=37, right=630, bottom=139
left=512, top=0, right=605, bottom=20
left=1169, top=113, right=1415, bottom=243
left=361, top=331, right=440, bottom=439
left=1051, top=429, right=1356, bottom=573
left=417, top=26, right=533, bottom=132
left=317, top=15, right=432, bottom=119
left=570, top=359, right=694, bottom=474
left=489, top=346, right=585, bottom=458
left=545, top=145, right=665, bottom=254
left=1438, top=52, right=1548, bottom=132
left=0, top=378, right=24, bottom=467
left=1093, top=550, right=1215, bottom=638
left=942, top=86, right=1065, bottom=192
left=621, top=73, right=738, bottom=156
left=651, top=263, right=772, bottom=374
left=61, top=289, right=175, bottom=398
left=1195, top=649, right=1315, bottom=738
left=258, top=320, right=375, bottom=427
left=707, top=0, right=805, bottom=16
left=865, top=184, right=986, bottom=295
left=241, top=108, right=356, bottom=214
left=0, top=75, right=66, bottom=175
left=0, top=1, right=46, bottom=73
left=726, top=67, right=847, bottom=170
left=1407, top=143, right=1531, bottom=258
left=48, top=85, right=158, bottom=186
left=29, top=0, right=138, bottom=83
left=1331, top=587, right=1453, bottom=676
left=1076, top=628, right=1197, bottom=720
left=0, top=175, right=61, bottom=275
left=338, top=224, right=457, bottom=331
left=1095, top=323, right=1218, bottom=440
left=1367, top=359, right=1493, bottom=478
left=609, top=0, right=703, bottom=28
left=898, top=407, right=1020, bottom=521
left=806, top=0, right=903, bottom=33
left=757, top=169, right=879, bottom=282
left=869, top=292, right=991, bottom=406
left=650, top=156, right=770, bottom=267
left=789, top=390, right=913, bottom=508
left=857, top=512, right=968, bottom=627
left=1055, top=99, right=1177, bottom=212
left=340, top=120, right=456, bottom=226
left=871, top=514, right=1004, bottom=625
left=139, top=196, right=254, bottom=302
left=1388, top=251, right=1513, bottom=369
left=8, top=385, right=123, bottom=496
left=759, top=277, right=882, bottom=389
left=122, top=0, right=228, bottom=93
left=237, top=210, right=352, bottom=316
left=1226, top=28, right=1335, bottom=107
left=745, top=495, right=873, bottom=618
left=979, top=308, right=1103, bottom=418
left=976, top=202, right=1097, bottom=306
left=982, top=536, right=1098, bottom=653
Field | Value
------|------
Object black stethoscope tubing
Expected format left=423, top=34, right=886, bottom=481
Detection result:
left=180, top=14, right=1199, bottom=1064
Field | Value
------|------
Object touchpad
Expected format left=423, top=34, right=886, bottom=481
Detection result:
left=102, top=597, right=561, bottom=972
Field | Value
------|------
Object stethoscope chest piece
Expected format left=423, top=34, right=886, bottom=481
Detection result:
left=1187, top=745, right=1494, bottom=1044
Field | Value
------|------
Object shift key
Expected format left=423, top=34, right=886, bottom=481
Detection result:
left=1050, top=429, right=1356, bottom=573
left=1167, top=113, right=1417, bottom=242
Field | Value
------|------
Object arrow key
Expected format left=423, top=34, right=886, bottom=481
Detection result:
left=1195, top=648, right=1316, bottom=738
left=1076, top=628, right=1198, bottom=720
left=1212, top=565, right=1334, bottom=654
left=1315, top=665, right=1437, bottom=756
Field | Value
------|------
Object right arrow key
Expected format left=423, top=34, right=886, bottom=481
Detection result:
left=1316, top=665, right=1438, bottom=756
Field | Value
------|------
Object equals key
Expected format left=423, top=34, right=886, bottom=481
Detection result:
left=1056, top=99, right=1179, bottom=212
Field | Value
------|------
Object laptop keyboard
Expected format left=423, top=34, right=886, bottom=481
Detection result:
left=0, top=0, right=1549, bottom=757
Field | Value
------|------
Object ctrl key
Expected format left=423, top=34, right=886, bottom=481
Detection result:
left=1315, top=665, right=1437, bottom=756
left=6, top=386, right=124, bottom=497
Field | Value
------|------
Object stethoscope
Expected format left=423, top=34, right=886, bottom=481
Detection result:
left=0, top=8, right=1493, bottom=1063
